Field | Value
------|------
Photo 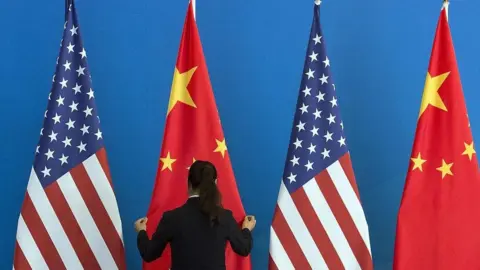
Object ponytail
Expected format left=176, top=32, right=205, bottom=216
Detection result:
left=188, top=161, right=223, bottom=225
left=198, top=177, right=222, bottom=224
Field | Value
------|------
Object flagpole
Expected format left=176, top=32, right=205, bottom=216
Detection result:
left=191, top=0, right=196, bottom=19
left=443, top=0, right=449, bottom=21
left=65, top=0, right=71, bottom=20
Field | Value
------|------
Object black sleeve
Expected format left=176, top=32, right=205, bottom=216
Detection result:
left=137, top=212, right=174, bottom=262
left=225, top=210, right=253, bottom=257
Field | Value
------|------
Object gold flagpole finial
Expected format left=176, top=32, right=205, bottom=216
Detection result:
left=443, top=0, right=449, bottom=21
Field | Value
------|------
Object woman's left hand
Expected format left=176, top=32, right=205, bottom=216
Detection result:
left=134, top=217, right=148, bottom=232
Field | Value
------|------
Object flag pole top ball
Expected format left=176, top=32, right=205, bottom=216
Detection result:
left=315, top=0, right=321, bottom=6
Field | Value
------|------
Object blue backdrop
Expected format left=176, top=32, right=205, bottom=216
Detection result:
left=1, top=0, right=479, bottom=269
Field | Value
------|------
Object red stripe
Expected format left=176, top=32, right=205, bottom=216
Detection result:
left=291, top=187, right=344, bottom=270
left=13, top=242, right=31, bottom=270
left=268, top=255, right=278, bottom=270
left=45, top=182, right=101, bottom=269
left=339, top=153, right=360, bottom=200
left=271, top=206, right=311, bottom=269
left=70, top=164, right=126, bottom=270
left=96, top=148, right=113, bottom=186
left=315, top=170, right=373, bottom=270
left=20, top=194, right=65, bottom=269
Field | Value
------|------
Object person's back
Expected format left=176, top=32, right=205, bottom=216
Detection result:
left=135, top=160, right=256, bottom=270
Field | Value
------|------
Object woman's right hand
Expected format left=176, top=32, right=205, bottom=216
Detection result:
left=242, top=215, right=256, bottom=231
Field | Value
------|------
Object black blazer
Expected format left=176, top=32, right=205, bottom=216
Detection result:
left=137, top=197, right=253, bottom=270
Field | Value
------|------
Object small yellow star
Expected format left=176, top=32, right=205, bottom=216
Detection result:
left=214, top=138, right=228, bottom=158
left=160, top=152, right=176, bottom=171
left=187, top=157, right=196, bottom=170
left=436, top=159, right=453, bottom=179
left=462, top=142, right=476, bottom=161
left=411, top=152, right=427, bottom=172
left=419, top=72, right=450, bottom=118
left=167, top=67, right=198, bottom=115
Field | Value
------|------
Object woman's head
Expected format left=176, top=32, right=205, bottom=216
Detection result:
left=188, top=160, right=223, bottom=223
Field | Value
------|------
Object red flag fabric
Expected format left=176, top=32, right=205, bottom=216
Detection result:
left=394, top=4, right=480, bottom=270
left=143, top=2, right=251, bottom=270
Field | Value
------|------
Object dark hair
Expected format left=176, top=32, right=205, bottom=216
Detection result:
left=188, top=160, right=223, bottom=224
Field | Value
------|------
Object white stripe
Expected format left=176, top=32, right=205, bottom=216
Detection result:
left=15, top=215, right=48, bottom=269
left=57, top=173, right=118, bottom=270
left=26, top=169, right=83, bottom=269
left=304, top=178, right=361, bottom=269
left=327, top=161, right=371, bottom=253
left=83, top=154, right=124, bottom=242
left=277, top=181, right=328, bottom=269
left=269, top=227, right=295, bottom=270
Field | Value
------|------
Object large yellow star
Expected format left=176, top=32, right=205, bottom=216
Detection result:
left=436, top=159, right=453, bottom=179
left=419, top=72, right=450, bottom=118
left=462, top=142, right=476, bottom=161
left=167, top=67, right=198, bottom=114
left=411, top=152, right=427, bottom=172
left=214, top=139, right=228, bottom=158
left=160, top=152, right=176, bottom=171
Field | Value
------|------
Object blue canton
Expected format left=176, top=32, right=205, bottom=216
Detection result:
left=283, top=4, right=348, bottom=193
left=34, top=3, right=103, bottom=187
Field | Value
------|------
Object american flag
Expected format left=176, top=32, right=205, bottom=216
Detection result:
left=269, top=3, right=373, bottom=269
left=13, top=2, right=126, bottom=269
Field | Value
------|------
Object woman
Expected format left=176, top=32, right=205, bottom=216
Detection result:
left=135, top=160, right=256, bottom=270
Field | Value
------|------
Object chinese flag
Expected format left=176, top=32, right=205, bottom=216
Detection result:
left=143, top=1, right=251, bottom=270
left=394, top=3, right=480, bottom=270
